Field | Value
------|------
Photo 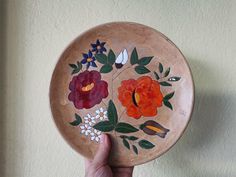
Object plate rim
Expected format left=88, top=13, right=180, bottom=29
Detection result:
left=49, top=21, right=195, bottom=166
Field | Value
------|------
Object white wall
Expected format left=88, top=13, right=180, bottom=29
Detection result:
left=1, top=0, right=236, bottom=176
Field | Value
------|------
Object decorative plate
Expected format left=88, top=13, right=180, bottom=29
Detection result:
left=49, top=22, right=194, bottom=166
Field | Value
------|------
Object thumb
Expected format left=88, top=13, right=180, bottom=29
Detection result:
left=93, top=134, right=111, bottom=166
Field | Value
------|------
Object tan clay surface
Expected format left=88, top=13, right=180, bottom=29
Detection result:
left=49, top=22, right=194, bottom=167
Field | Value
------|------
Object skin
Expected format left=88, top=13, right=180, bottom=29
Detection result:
left=85, top=134, right=134, bottom=177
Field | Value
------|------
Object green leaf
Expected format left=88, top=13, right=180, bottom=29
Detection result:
left=159, top=81, right=172, bottom=86
left=139, top=123, right=145, bottom=130
left=69, top=114, right=82, bottom=126
left=164, top=92, right=175, bottom=100
left=122, top=138, right=130, bottom=150
left=93, top=121, right=115, bottom=132
left=132, top=145, right=138, bottom=154
left=164, top=100, right=173, bottom=110
left=100, top=64, right=113, bottom=73
left=115, top=122, right=139, bottom=133
left=108, top=49, right=116, bottom=65
left=130, top=47, right=138, bottom=65
left=69, top=120, right=81, bottom=126
left=77, top=62, right=82, bottom=69
left=69, top=64, right=77, bottom=69
left=108, top=100, right=118, bottom=125
left=138, top=140, right=155, bottom=149
left=71, top=68, right=81, bottom=74
left=135, top=65, right=150, bottom=74
left=71, top=62, right=82, bottom=74
left=154, top=71, right=160, bottom=80
left=138, top=56, right=153, bottom=65
left=75, top=113, right=82, bottom=122
left=159, top=63, right=163, bottom=73
left=95, top=53, right=107, bottom=64
left=164, top=67, right=170, bottom=77
left=128, top=136, right=138, bottom=141
left=168, top=76, right=181, bottom=82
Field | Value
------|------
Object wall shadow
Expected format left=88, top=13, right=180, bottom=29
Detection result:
left=0, top=1, right=6, bottom=176
left=137, top=57, right=236, bottom=177
left=164, top=91, right=236, bottom=177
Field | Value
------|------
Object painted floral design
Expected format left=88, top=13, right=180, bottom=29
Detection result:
left=115, top=49, right=128, bottom=69
left=77, top=112, right=103, bottom=142
left=68, top=70, right=108, bottom=109
left=91, top=39, right=107, bottom=54
left=81, top=50, right=97, bottom=69
left=84, top=114, right=96, bottom=126
left=118, top=76, right=163, bottom=119
left=68, top=41, right=182, bottom=154
left=80, top=124, right=92, bottom=136
left=95, top=107, right=108, bottom=120
left=90, top=129, right=102, bottom=142
left=140, top=120, right=169, bottom=138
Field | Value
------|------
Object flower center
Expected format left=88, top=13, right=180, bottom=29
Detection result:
left=99, top=112, right=104, bottom=117
left=87, top=58, right=93, bottom=62
left=146, top=125, right=162, bottom=133
left=132, top=90, right=140, bottom=107
left=134, top=93, right=140, bottom=104
left=82, top=83, right=94, bottom=92
left=97, top=46, right=101, bottom=50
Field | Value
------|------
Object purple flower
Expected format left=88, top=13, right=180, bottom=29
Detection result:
left=91, top=39, right=107, bottom=54
left=81, top=50, right=97, bottom=69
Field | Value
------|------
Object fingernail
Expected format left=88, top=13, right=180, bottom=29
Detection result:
left=100, top=134, right=106, bottom=143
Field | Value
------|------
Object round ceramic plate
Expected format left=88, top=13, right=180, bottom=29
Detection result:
left=50, top=22, right=194, bottom=166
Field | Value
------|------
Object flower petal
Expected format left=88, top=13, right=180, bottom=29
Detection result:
left=91, top=43, right=97, bottom=48
left=82, top=53, right=88, bottom=59
left=126, top=104, right=142, bottom=119
left=140, top=104, right=157, bottom=117
left=100, top=42, right=106, bottom=46
left=121, top=49, right=128, bottom=64
left=81, top=58, right=87, bottom=64
left=86, top=62, right=90, bottom=69
left=88, top=50, right=93, bottom=57
left=101, top=47, right=106, bottom=52
left=115, top=51, right=123, bottom=64
left=91, top=61, right=97, bottom=67
left=95, top=137, right=99, bottom=142
left=85, top=131, right=90, bottom=136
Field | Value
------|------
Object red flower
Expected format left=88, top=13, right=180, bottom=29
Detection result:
left=118, top=76, right=163, bottom=119
left=68, top=70, right=108, bottom=109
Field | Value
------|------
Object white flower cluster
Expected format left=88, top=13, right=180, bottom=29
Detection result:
left=80, top=107, right=107, bottom=142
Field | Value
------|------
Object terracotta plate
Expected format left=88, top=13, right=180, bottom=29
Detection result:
left=50, top=22, right=194, bottom=166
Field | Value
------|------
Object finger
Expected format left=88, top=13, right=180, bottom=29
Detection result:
left=84, top=158, right=93, bottom=171
left=93, top=134, right=111, bottom=166
left=112, top=166, right=134, bottom=177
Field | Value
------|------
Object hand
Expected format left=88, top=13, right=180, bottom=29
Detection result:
left=84, top=134, right=134, bottom=177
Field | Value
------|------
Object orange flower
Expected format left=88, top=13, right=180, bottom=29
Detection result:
left=118, top=76, right=163, bottom=119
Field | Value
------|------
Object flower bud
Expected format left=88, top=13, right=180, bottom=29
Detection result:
left=140, top=120, right=169, bottom=138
